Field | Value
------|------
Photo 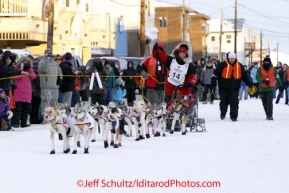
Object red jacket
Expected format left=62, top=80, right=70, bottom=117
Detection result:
left=137, top=55, right=168, bottom=90
left=152, top=48, right=197, bottom=96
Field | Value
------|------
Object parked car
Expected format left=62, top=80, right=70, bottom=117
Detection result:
left=86, top=57, right=127, bottom=74
left=120, top=57, right=144, bottom=70
left=38, top=54, right=89, bottom=101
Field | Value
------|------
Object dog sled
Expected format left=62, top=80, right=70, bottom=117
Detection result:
left=165, top=84, right=206, bottom=133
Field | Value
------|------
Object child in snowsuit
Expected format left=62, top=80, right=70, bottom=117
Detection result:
left=0, top=88, right=13, bottom=131
left=113, top=78, right=127, bottom=107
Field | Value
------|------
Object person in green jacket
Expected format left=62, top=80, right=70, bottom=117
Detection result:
left=256, top=56, right=282, bottom=120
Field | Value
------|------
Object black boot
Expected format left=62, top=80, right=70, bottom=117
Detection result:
left=104, top=141, right=108, bottom=148
left=154, top=132, right=161, bottom=137
left=220, top=114, right=226, bottom=120
left=139, top=135, right=145, bottom=140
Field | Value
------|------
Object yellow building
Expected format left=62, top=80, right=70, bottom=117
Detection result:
left=0, top=0, right=116, bottom=64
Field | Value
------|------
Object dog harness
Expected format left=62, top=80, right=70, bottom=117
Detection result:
left=99, top=105, right=109, bottom=122
left=124, top=107, right=134, bottom=123
left=153, top=107, right=167, bottom=120
left=74, top=114, right=95, bottom=130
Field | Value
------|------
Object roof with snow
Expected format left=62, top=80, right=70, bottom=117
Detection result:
left=208, top=18, right=245, bottom=32
left=227, top=19, right=245, bottom=30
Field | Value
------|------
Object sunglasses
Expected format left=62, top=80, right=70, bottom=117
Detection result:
left=46, top=52, right=52, bottom=54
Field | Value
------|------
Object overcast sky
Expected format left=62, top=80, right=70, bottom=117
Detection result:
left=162, top=0, right=289, bottom=55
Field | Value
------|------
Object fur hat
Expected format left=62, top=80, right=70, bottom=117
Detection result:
left=0, top=88, right=5, bottom=94
left=34, top=57, right=40, bottom=62
left=75, top=82, right=81, bottom=88
left=55, top=54, right=62, bottom=61
left=171, top=42, right=193, bottom=63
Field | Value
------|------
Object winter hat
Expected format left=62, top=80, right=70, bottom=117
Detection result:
left=0, top=88, right=5, bottom=94
left=263, top=57, right=271, bottom=63
left=75, top=82, right=81, bottom=88
left=228, top=52, right=236, bottom=59
left=206, top=59, right=213, bottom=67
left=34, top=57, right=40, bottom=62
left=44, top=48, right=52, bottom=54
left=207, top=59, right=213, bottom=63
left=116, top=78, right=123, bottom=84
left=55, top=54, right=62, bottom=61
left=0, top=49, right=3, bottom=54
left=179, top=45, right=188, bottom=54
left=64, top=52, right=72, bottom=60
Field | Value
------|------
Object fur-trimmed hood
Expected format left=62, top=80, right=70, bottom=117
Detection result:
left=171, top=42, right=193, bottom=63
left=203, top=63, right=216, bottom=71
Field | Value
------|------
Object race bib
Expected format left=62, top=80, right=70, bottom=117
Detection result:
left=168, top=59, right=189, bottom=86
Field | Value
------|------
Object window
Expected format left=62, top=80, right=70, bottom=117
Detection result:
left=91, top=18, right=97, bottom=30
left=211, top=36, right=215, bottom=41
left=202, top=24, right=209, bottom=34
left=226, top=35, right=231, bottom=39
left=186, top=17, right=190, bottom=29
left=91, top=42, right=98, bottom=49
left=86, top=3, right=89, bottom=12
left=66, top=0, right=70, bottom=7
left=163, top=17, right=167, bottom=27
left=71, top=48, right=75, bottom=55
left=159, top=17, right=167, bottom=28
left=159, top=17, right=163, bottom=27
left=227, top=40, right=231, bottom=43
left=148, top=1, right=150, bottom=16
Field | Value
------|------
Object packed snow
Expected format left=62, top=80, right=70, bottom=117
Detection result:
left=1, top=96, right=289, bottom=193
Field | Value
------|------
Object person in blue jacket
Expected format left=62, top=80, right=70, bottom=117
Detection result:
left=250, top=62, right=259, bottom=98
left=113, top=78, right=126, bottom=107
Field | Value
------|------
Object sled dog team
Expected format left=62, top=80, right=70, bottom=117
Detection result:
left=45, top=99, right=189, bottom=154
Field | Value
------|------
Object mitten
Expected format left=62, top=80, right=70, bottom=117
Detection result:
left=7, top=111, right=13, bottom=119
left=184, top=82, right=193, bottom=87
left=139, top=85, right=145, bottom=90
left=140, top=70, right=149, bottom=80
left=153, top=42, right=159, bottom=50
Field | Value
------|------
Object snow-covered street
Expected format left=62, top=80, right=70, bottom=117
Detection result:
left=1, top=98, right=289, bottom=193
